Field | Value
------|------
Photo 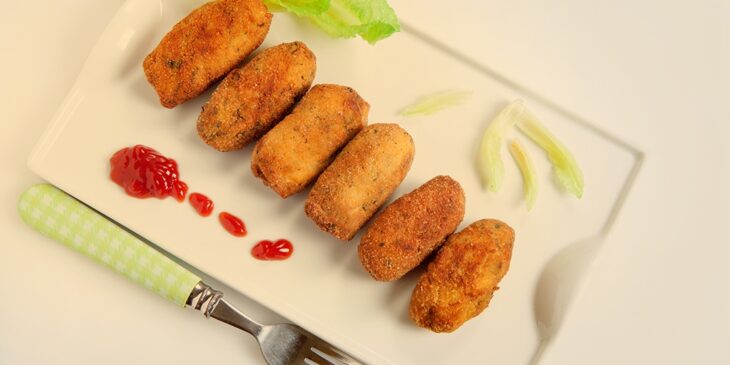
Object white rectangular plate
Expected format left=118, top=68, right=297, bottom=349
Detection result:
left=29, top=1, right=641, bottom=364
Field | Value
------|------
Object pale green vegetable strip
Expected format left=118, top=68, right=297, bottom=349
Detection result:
left=478, top=100, right=526, bottom=191
left=516, top=107, right=584, bottom=198
left=509, top=140, right=538, bottom=210
left=399, top=90, right=473, bottom=117
left=268, top=0, right=400, bottom=44
left=263, top=0, right=330, bottom=16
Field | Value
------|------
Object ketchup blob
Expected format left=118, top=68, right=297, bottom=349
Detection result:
left=219, top=212, right=247, bottom=237
left=189, top=193, right=214, bottom=217
left=110, top=145, right=187, bottom=201
left=252, top=239, right=293, bottom=261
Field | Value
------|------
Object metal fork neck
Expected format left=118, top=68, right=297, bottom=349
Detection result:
left=210, top=298, right=264, bottom=337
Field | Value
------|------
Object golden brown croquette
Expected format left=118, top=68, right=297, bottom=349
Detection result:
left=197, top=41, right=316, bottom=151
left=359, top=176, right=465, bottom=281
left=305, top=124, right=415, bottom=241
left=409, top=219, right=515, bottom=333
left=143, top=0, right=272, bottom=108
left=251, top=84, right=369, bottom=197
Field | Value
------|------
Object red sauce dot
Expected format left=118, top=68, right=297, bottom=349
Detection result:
left=175, top=181, right=188, bottom=202
left=109, top=145, right=187, bottom=201
left=252, top=239, right=293, bottom=261
left=219, top=212, right=247, bottom=237
left=189, top=193, right=214, bottom=217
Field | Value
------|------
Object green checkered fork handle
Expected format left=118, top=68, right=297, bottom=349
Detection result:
left=17, top=183, right=201, bottom=306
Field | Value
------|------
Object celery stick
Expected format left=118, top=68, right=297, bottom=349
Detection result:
left=478, top=100, right=526, bottom=191
left=516, top=107, right=584, bottom=198
left=400, top=90, right=472, bottom=117
left=509, top=139, right=538, bottom=210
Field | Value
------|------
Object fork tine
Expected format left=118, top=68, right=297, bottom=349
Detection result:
left=293, top=327, right=364, bottom=365
left=304, top=348, right=333, bottom=365
left=310, top=342, right=363, bottom=365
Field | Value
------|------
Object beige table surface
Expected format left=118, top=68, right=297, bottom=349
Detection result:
left=1, top=1, right=728, bottom=364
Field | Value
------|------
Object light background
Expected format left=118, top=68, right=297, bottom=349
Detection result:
left=1, top=1, right=727, bottom=364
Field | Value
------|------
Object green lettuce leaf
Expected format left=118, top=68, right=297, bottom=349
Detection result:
left=266, top=0, right=400, bottom=44
left=508, top=139, right=538, bottom=210
left=516, top=107, right=584, bottom=198
left=399, top=90, right=473, bottom=117
left=264, top=0, right=330, bottom=17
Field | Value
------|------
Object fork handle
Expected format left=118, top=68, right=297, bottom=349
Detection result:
left=18, top=184, right=202, bottom=307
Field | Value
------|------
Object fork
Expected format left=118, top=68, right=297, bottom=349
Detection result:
left=18, top=184, right=363, bottom=365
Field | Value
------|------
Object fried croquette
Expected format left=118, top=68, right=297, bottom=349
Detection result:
left=409, top=219, right=515, bottom=333
left=251, top=84, right=369, bottom=198
left=143, top=0, right=272, bottom=108
left=358, top=176, right=465, bottom=281
left=197, top=41, right=316, bottom=151
left=305, top=124, right=415, bottom=241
